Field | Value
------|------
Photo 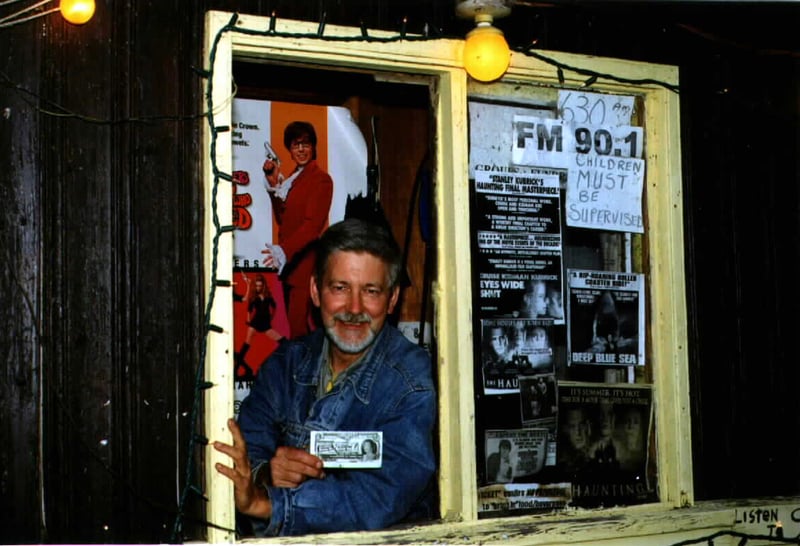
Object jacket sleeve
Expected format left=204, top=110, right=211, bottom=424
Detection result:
left=265, top=370, right=436, bottom=536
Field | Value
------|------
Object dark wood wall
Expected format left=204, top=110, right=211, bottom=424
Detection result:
left=0, top=0, right=797, bottom=542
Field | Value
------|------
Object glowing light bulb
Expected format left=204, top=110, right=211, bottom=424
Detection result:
left=463, top=14, right=510, bottom=82
left=60, top=0, right=95, bottom=25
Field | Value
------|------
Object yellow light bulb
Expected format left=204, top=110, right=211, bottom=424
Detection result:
left=463, top=14, right=510, bottom=82
left=60, top=0, right=95, bottom=25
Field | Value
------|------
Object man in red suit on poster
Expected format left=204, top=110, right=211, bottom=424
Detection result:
left=261, top=121, right=333, bottom=338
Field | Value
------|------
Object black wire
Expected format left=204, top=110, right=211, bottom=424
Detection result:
left=0, top=13, right=680, bottom=127
left=668, top=529, right=799, bottom=545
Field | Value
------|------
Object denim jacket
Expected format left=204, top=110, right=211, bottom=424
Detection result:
left=237, top=324, right=437, bottom=536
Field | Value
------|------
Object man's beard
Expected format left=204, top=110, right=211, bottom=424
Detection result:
left=325, top=312, right=377, bottom=354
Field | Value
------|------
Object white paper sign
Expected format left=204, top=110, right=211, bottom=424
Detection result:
left=511, top=115, right=645, bottom=233
left=565, top=154, right=645, bottom=233
left=558, top=90, right=636, bottom=126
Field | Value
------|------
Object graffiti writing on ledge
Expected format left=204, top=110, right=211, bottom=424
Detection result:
left=734, top=505, right=800, bottom=539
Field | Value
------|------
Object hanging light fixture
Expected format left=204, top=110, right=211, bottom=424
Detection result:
left=456, top=0, right=512, bottom=82
left=0, top=0, right=93, bottom=28
left=60, top=0, right=95, bottom=25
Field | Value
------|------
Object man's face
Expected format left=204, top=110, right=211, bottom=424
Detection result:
left=289, top=136, right=314, bottom=167
left=566, top=410, right=589, bottom=449
left=310, top=250, right=399, bottom=360
left=524, top=282, right=548, bottom=316
left=500, top=444, right=510, bottom=461
left=623, top=410, right=642, bottom=446
left=531, top=327, right=548, bottom=349
left=490, top=328, right=508, bottom=356
left=599, top=403, right=615, bottom=438
left=546, top=289, right=563, bottom=318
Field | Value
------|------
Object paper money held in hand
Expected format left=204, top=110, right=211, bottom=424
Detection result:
left=310, top=431, right=383, bottom=469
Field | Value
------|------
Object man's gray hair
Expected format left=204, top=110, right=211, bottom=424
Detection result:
left=314, top=218, right=402, bottom=289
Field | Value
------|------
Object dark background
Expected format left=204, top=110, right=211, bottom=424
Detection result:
left=1, top=0, right=798, bottom=542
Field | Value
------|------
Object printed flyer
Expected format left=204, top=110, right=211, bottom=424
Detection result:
left=557, top=381, right=656, bottom=507
left=566, top=269, right=645, bottom=366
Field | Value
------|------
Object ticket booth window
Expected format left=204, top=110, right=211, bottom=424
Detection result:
left=201, top=11, right=689, bottom=543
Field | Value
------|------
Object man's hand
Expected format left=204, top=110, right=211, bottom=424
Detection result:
left=270, top=446, right=325, bottom=488
left=213, top=418, right=272, bottom=519
left=263, top=159, right=280, bottom=186
left=261, top=246, right=275, bottom=268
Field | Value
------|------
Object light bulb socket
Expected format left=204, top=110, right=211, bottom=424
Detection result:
left=455, top=0, right=512, bottom=20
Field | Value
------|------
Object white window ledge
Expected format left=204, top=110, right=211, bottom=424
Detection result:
left=232, top=497, right=800, bottom=545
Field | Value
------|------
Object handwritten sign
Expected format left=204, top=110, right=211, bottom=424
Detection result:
left=733, top=504, right=800, bottom=540
left=565, top=153, right=645, bottom=233
left=558, top=90, right=636, bottom=127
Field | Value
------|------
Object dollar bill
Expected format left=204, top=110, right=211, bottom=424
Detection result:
left=310, top=430, right=383, bottom=469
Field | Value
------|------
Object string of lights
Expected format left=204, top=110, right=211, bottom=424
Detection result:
left=1, top=11, right=682, bottom=130
left=170, top=11, right=241, bottom=542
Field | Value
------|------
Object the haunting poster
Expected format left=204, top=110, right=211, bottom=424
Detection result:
left=557, top=381, right=656, bottom=507
left=230, top=98, right=368, bottom=411
left=480, top=318, right=556, bottom=395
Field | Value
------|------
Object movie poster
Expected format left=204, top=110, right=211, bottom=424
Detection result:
left=480, top=424, right=568, bottom=517
left=481, top=318, right=556, bottom=395
left=567, top=269, right=645, bottom=366
left=484, top=428, right=550, bottom=485
left=474, top=169, right=564, bottom=321
left=230, top=98, right=368, bottom=412
left=557, top=381, right=656, bottom=507
left=519, top=373, right=558, bottom=426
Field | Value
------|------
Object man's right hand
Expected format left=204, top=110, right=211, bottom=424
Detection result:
left=270, top=446, right=325, bottom=488
left=263, top=159, right=279, bottom=185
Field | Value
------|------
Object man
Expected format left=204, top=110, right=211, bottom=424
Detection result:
left=214, top=218, right=436, bottom=536
left=486, top=439, right=513, bottom=484
left=560, top=407, right=591, bottom=473
left=546, top=285, right=564, bottom=320
left=520, top=279, right=548, bottom=318
left=261, top=121, right=334, bottom=338
left=589, top=400, right=619, bottom=466
left=484, top=325, right=513, bottom=373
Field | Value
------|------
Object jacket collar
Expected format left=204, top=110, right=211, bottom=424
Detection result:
left=293, top=326, right=396, bottom=405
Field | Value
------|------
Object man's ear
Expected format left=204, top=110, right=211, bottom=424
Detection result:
left=309, top=275, right=321, bottom=307
left=387, top=285, right=400, bottom=314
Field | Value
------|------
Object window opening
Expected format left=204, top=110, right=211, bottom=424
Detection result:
left=468, top=92, right=658, bottom=517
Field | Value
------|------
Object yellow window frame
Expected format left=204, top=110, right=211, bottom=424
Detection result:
left=201, top=10, right=692, bottom=544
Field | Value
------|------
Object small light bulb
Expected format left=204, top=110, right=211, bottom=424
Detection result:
left=463, top=14, right=510, bottom=82
left=60, top=0, right=95, bottom=25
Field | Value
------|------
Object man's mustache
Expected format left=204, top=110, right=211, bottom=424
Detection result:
left=333, top=312, right=371, bottom=324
